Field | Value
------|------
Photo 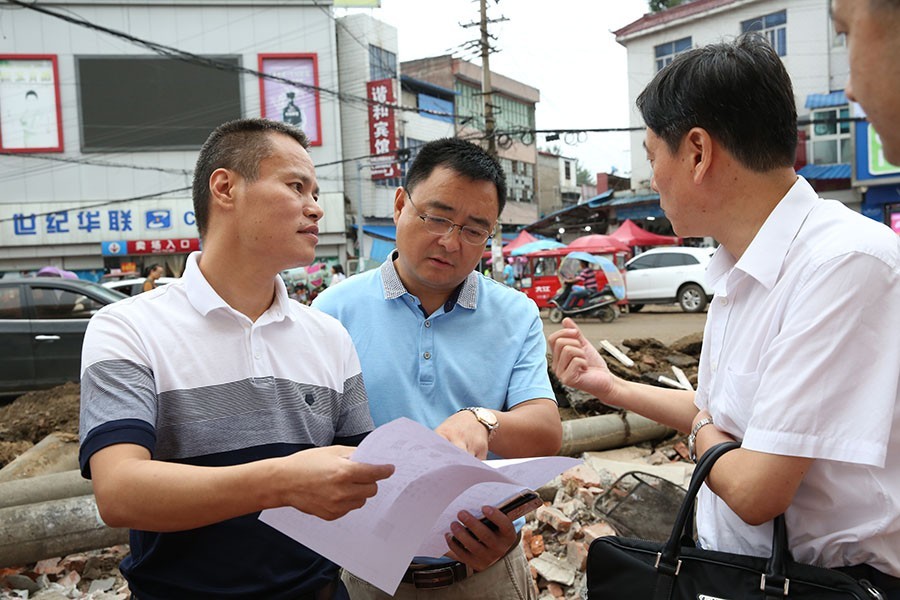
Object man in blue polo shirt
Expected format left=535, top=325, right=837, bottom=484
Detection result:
left=314, top=138, right=562, bottom=599
left=79, top=119, right=394, bottom=600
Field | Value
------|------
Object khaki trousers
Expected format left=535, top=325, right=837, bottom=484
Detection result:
left=341, top=544, right=535, bottom=600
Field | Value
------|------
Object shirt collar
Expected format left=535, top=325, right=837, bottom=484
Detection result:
left=708, top=176, right=819, bottom=291
left=380, top=250, right=479, bottom=311
left=183, top=251, right=294, bottom=322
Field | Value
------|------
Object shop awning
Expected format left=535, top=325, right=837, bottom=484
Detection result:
left=797, top=163, right=851, bottom=180
left=804, top=91, right=847, bottom=110
left=354, top=224, right=397, bottom=240
left=523, top=189, right=614, bottom=236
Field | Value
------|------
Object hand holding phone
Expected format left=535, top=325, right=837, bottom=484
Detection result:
left=478, top=490, right=542, bottom=532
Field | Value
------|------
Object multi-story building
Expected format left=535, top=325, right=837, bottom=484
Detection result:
left=401, top=55, right=540, bottom=228
left=536, top=151, right=581, bottom=218
left=0, top=0, right=348, bottom=278
left=334, top=14, right=543, bottom=266
left=613, top=0, right=898, bottom=229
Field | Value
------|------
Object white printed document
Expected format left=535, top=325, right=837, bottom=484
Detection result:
left=259, top=417, right=580, bottom=594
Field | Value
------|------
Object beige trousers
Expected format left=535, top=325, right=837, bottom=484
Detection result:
left=341, top=544, right=536, bottom=600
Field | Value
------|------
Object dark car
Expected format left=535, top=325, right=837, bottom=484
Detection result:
left=0, top=278, right=126, bottom=396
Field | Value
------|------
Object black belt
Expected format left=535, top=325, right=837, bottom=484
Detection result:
left=835, top=564, right=900, bottom=592
left=401, top=561, right=471, bottom=589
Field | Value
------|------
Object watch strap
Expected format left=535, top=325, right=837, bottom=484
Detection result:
left=688, top=417, right=715, bottom=463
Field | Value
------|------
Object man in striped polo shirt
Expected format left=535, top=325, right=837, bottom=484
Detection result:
left=79, top=119, right=394, bottom=600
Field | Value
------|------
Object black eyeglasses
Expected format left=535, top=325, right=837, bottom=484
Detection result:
left=404, top=189, right=493, bottom=246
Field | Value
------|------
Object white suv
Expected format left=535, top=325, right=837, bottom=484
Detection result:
left=624, top=246, right=715, bottom=313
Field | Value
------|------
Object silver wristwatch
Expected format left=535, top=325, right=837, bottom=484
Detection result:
left=688, top=416, right=714, bottom=463
left=458, top=406, right=499, bottom=440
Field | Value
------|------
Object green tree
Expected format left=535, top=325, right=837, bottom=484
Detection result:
left=650, top=0, right=686, bottom=12
left=575, top=162, right=593, bottom=186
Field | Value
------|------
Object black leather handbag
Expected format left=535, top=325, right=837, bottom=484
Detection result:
left=587, top=441, right=886, bottom=599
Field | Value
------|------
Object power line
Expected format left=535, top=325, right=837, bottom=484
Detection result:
left=5, top=0, right=461, bottom=123
left=0, top=152, right=192, bottom=175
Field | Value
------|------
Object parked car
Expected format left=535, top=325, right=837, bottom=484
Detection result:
left=101, top=276, right=177, bottom=296
left=624, top=246, right=716, bottom=313
left=0, top=278, right=127, bottom=396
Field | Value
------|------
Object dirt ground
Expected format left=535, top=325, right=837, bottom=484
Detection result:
left=0, top=382, right=80, bottom=469
left=541, top=304, right=707, bottom=347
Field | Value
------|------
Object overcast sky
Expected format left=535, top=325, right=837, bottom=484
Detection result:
left=339, top=0, right=652, bottom=179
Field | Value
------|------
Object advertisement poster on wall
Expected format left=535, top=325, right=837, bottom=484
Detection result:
left=258, top=54, right=322, bottom=146
left=0, top=55, right=63, bottom=153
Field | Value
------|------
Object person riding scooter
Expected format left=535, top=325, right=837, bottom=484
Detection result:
left=561, top=260, right=599, bottom=309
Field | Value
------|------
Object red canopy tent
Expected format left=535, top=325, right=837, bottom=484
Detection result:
left=481, top=229, right=540, bottom=260
left=565, top=234, right=630, bottom=254
left=502, top=230, right=539, bottom=255
left=609, top=219, right=680, bottom=247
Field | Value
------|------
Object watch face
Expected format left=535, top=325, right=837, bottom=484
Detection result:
left=475, top=408, right=498, bottom=429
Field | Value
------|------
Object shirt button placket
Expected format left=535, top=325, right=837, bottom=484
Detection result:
left=419, top=318, right=435, bottom=384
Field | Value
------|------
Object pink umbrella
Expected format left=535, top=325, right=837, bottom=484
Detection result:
left=37, top=266, right=78, bottom=279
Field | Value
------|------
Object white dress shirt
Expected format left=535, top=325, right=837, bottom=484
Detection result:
left=694, top=177, right=900, bottom=576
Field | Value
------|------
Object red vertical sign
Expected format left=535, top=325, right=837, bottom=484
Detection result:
left=367, top=79, right=400, bottom=180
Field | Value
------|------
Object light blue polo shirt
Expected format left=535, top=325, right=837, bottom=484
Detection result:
left=312, top=252, right=555, bottom=431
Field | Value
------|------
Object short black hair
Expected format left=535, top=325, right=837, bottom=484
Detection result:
left=404, top=138, right=507, bottom=217
left=870, top=0, right=900, bottom=10
left=192, top=118, right=309, bottom=237
left=637, top=33, right=797, bottom=172
left=142, top=263, right=162, bottom=277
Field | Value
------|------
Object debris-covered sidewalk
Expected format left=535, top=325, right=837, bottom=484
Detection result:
left=1, top=336, right=701, bottom=599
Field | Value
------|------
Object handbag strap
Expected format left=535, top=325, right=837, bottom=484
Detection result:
left=656, top=440, right=799, bottom=599
left=658, top=441, right=741, bottom=570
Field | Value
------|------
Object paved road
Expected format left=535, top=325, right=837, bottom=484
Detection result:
left=542, top=305, right=707, bottom=346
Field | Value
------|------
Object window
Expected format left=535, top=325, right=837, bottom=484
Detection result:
left=0, top=286, right=23, bottom=319
left=810, top=106, right=851, bottom=164
left=654, top=37, right=692, bottom=71
left=369, top=45, right=397, bottom=81
left=741, top=10, right=787, bottom=56
left=564, top=161, right=572, bottom=180
left=31, top=287, right=103, bottom=319
left=659, top=253, right=699, bottom=267
left=454, top=83, right=535, bottom=132
left=77, top=56, right=242, bottom=151
left=627, top=254, right=661, bottom=270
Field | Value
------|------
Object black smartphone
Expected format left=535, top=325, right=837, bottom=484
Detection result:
left=478, top=490, right=542, bottom=532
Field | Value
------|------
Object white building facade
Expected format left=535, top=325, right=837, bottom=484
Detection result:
left=0, top=0, right=348, bottom=278
left=615, top=0, right=863, bottom=210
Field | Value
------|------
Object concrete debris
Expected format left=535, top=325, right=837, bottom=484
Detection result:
left=1, top=330, right=703, bottom=600
left=0, top=545, right=129, bottom=600
left=550, top=334, right=702, bottom=417
left=521, top=443, right=692, bottom=598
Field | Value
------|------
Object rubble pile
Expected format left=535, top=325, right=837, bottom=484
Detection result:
left=521, top=440, right=693, bottom=599
left=551, top=333, right=702, bottom=417
left=0, top=383, right=80, bottom=469
left=0, top=547, right=129, bottom=600
left=1, top=334, right=701, bottom=599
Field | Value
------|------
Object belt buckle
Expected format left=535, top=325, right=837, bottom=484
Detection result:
left=408, top=562, right=467, bottom=590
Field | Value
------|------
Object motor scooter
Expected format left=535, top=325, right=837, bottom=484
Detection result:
left=546, top=251, right=626, bottom=324
left=547, top=282, right=619, bottom=323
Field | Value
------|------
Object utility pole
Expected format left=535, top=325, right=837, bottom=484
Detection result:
left=478, top=0, right=504, bottom=280
left=480, top=0, right=497, bottom=160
